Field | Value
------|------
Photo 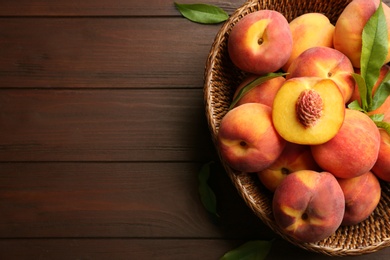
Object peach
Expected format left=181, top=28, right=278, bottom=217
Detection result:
left=311, top=109, right=381, bottom=179
left=287, top=46, right=355, bottom=103
left=337, top=171, right=381, bottom=226
left=257, top=142, right=321, bottom=192
left=217, top=103, right=286, bottom=172
left=282, top=13, right=334, bottom=72
left=232, top=75, right=286, bottom=108
left=272, top=77, right=345, bottom=145
left=333, top=0, right=390, bottom=68
left=272, top=170, right=345, bottom=243
left=372, top=107, right=390, bottom=181
left=228, top=10, right=292, bottom=74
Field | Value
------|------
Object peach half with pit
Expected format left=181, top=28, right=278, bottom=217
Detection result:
left=287, top=46, right=355, bottom=103
left=257, top=142, right=321, bottom=192
left=232, top=75, right=286, bottom=108
left=272, top=77, right=345, bottom=145
left=228, top=10, right=292, bottom=75
left=311, top=109, right=381, bottom=179
left=338, top=171, right=381, bottom=226
left=272, top=170, right=345, bottom=243
left=217, top=103, right=286, bottom=173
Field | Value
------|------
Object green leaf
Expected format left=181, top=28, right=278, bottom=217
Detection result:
left=371, top=113, right=385, bottom=121
left=198, top=161, right=219, bottom=218
left=352, top=73, right=368, bottom=111
left=220, top=240, right=274, bottom=260
left=360, top=0, right=388, bottom=109
left=174, top=2, right=229, bottom=24
left=348, top=99, right=365, bottom=112
left=371, top=70, right=390, bottom=111
left=374, top=120, right=390, bottom=135
left=229, top=72, right=288, bottom=110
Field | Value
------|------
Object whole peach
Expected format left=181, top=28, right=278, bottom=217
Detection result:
left=282, top=13, right=334, bottom=72
left=228, top=10, right=292, bottom=74
left=311, top=109, right=381, bottom=179
left=287, top=46, right=355, bottom=103
left=217, top=103, right=286, bottom=172
left=272, top=170, right=345, bottom=243
left=338, top=171, right=381, bottom=226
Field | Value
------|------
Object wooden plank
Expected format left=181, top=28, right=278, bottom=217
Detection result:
left=0, top=17, right=220, bottom=89
left=2, top=0, right=390, bottom=18
left=0, top=89, right=216, bottom=162
left=0, top=239, right=245, bottom=260
left=0, top=0, right=246, bottom=16
left=0, top=238, right=389, bottom=259
left=0, top=162, right=272, bottom=238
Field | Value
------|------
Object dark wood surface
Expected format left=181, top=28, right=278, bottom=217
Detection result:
left=1, top=0, right=390, bottom=259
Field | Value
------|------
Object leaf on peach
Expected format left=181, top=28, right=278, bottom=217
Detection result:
left=374, top=120, right=390, bottom=135
left=360, top=0, right=388, bottom=108
left=229, top=72, right=287, bottom=110
left=371, top=70, right=390, bottom=111
left=351, top=73, right=368, bottom=111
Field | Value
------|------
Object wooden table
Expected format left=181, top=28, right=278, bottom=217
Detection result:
left=1, top=0, right=390, bottom=259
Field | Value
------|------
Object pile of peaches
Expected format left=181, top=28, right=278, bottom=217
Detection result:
left=217, top=0, right=390, bottom=243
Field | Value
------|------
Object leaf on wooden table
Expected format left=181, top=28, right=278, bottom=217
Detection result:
left=174, top=2, right=229, bottom=24
left=220, top=240, right=274, bottom=260
left=198, top=161, right=219, bottom=218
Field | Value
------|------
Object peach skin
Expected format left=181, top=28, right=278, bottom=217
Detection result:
left=273, top=170, right=345, bottom=243
left=217, top=103, right=286, bottom=172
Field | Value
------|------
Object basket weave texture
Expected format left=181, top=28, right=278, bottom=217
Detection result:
left=204, top=0, right=390, bottom=256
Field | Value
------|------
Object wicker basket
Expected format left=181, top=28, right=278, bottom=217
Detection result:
left=204, top=0, right=390, bottom=256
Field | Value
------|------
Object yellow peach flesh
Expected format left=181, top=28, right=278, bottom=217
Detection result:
left=272, top=77, right=345, bottom=145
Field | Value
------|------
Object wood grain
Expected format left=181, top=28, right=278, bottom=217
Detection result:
left=0, top=162, right=271, bottom=239
left=0, top=89, right=215, bottom=162
left=0, top=0, right=247, bottom=16
left=0, top=18, right=220, bottom=89
left=0, top=238, right=389, bottom=260
left=2, top=0, right=390, bottom=258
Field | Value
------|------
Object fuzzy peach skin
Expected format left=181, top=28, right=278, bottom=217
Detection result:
left=257, top=142, right=321, bottom=192
left=272, top=170, right=345, bottom=243
left=282, top=13, right=334, bottom=72
left=311, top=109, right=381, bottom=179
left=333, top=0, right=390, bottom=68
left=232, top=75, right=286, bottom=108
left=372, top=107, right=390, bottom=182
left=228, top=10, right=292, bottom=75
left=217, top=103, right=286, bottom=172
left=338, top=171, right=381, bottom=226
left=287, top=46, right=355, bottom=103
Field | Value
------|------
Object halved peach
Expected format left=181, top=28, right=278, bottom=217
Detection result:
left=272, top=77, right=345, bottom=145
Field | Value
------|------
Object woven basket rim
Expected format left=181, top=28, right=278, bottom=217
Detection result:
left=204, top=0, right=390, bottom=256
